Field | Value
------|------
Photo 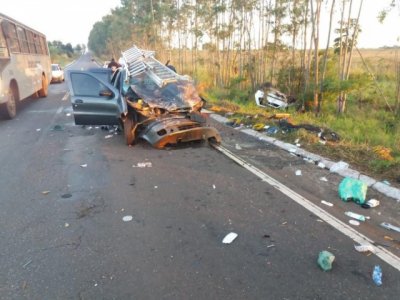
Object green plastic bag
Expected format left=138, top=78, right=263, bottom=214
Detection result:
left=338, top=177, right=367, bottom=204
left=318, top=250, right=335, bottom=271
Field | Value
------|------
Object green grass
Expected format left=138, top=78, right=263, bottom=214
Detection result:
left=204, top=87, right=400, bottom=185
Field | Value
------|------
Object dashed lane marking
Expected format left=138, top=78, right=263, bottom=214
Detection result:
left=211, top=143, right=400, bottom=272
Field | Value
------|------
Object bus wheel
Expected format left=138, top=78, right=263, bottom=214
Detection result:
left=124, top=114, right=135, bottom=146
left=1, top=90, right=17, bottom=119
left=38, top=75, right=48, bottom=97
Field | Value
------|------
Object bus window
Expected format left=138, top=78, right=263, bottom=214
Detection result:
left=3, top=21, right=20, bottom=53
left=33, top=34, right=42, bottom=54
left=0, top=23, right=10, bottom=58
left=26, top=30, right=37, bottom=54
left=17, top=26, right=29, bottom=54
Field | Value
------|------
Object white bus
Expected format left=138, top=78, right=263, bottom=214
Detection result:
left=0, top=13, right=51, bottom=119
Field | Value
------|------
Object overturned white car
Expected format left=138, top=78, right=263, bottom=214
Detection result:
left=255, top=86, right=292, bottom=109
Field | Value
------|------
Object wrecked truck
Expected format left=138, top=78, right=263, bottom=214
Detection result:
left=66, top=45, right=221, bottom=149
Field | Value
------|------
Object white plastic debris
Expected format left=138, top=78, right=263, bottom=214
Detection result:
left=295, top=170, right=302, bottom=176
left=222, top=232, right=238, bottom=244
left=133, top=162, right=152, bottom=168
left=320, top=177, right=328, bottom=182
left=36, top=128, right=41, bottom=132
left=321, top=200, right=333, bottom=207
left=330, top=161, right=349, bottom=173
left=349, top=220, right=360, bottom=226
left=122, top=215, right=133, bottom=222
left=366, top=199, right=380, bottom=208
left=64, top=222, right=70, bottom=228
left=318, top=162, right=326, bottom=169
left=354, top=244, right=376, bottom=253
left=212, top=184, right=216, bottom=189
left=104, top=134, right=114, bottom=139
left=66, top=113, right=71, bottom=117
left=80, top=164, right=88, bottom=168
left=235, top=144, right=242, bottom=150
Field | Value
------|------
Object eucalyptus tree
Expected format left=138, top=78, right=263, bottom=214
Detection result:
left=334, top=0, right=363, bottom=113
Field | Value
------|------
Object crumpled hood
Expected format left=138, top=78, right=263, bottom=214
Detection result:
left=129, top=77, right=202, bottom=111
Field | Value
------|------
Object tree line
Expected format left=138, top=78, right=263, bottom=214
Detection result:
left=88, top=0, right=399, bottom=117
left=48, top=41, right=85, bottom=58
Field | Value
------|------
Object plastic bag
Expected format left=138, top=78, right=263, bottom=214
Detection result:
left=338, top=177, right=367, bottom=204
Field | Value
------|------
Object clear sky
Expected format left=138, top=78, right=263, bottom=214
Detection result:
left=2, top=0, right=121, bottom=46
left=1, top=0, right=399, bottom=48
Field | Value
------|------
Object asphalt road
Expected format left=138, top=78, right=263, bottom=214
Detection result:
left=0, top=54, right=399, bottom=299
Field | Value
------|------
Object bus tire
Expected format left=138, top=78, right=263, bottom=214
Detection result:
left=1, top=85, right=18, bottom=119
left=38, top=74, right=48, bottom=97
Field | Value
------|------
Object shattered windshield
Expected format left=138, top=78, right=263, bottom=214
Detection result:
left=128, top=74, right=202, bottom=111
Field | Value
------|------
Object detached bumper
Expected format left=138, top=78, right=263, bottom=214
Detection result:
left=140, top=117, right=221, bottom=149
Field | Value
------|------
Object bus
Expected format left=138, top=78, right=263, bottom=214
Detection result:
left=0, top=13, right=52, bottom=119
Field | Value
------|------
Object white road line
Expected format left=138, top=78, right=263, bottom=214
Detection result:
left=212, top=143, right=400, bottom=272
left=62, top=92, right=69, bottom=101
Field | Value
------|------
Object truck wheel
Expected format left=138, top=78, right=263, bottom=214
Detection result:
left=38, top=75, right=48, bottom=97
left=1, top=86, right=18, bottom=119
left=124, top=115, right=135, bottom=145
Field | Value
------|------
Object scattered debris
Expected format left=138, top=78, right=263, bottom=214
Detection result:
left=41, top=190, right=50, bottom=195
left=354, top=244, right=376, bottom=254
left=382, top=180, right=391, bottom=186
left=345, top=211, right=369, bottom=222
left=36, top=128, right=41, bottom=132
left=317, top=250, right=335, bottom=271
left=52, top=124, right=64, bottom=131
left=266, top=126, right=279, bottom=135
left=384, top=236, right=400, bottom=244
left=235, top=144, right=242, bottom=150
left=252, top=123, right=266, bottom=131
left=61, top=193, right=72, bottom=199
left=64, top=222, right=70, bottom=228
left=321, top=200, right=333, bottom=207
left=372, top=265, right=383, bottom=286
left=373, top=146, right=394, bottom=161
left=133, top=162, right=152, bottom=168
left=320, top=177, right=328, bottom=182
left=80, top=164, right=88, bottom=168
left=212, top=184, right=216, bottom=189
left=22, top=260, right=32, bottom=269
left=267, top=244, right=275, bottom=248
left=104, top=134, right=114, bottom=139
left=122, top=215, right=133, bottom=222
left=66, top=113, right=71, bottom=116
left=338, top=177, right=367, bottom=204
left=366, top=199, right=380, bottom=208
left=222, top=232, right=238, bottom=244
left=349, top=220, right=360, bottom=226
left=380, top=222, right=400, bottom=233
left=295, top=170, right=302, bottom=176
left=318, top=162, right=326, bottom=169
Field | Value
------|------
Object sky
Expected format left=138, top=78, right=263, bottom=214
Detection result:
left=1, top=0, right=399, bottom=48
